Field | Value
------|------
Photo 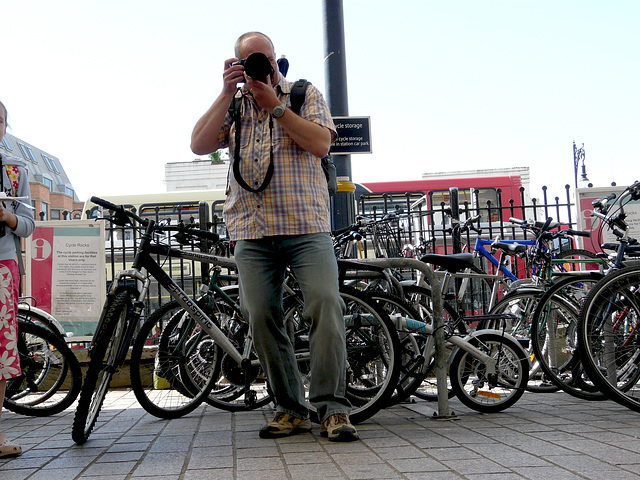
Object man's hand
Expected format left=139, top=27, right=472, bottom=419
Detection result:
left=0, top=205, right=17, bottom=230
left=245, top=76, right=280, bottom=113
left=223, top=58, right=245, bottom=95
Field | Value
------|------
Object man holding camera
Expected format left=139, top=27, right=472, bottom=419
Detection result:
left=191, top=31, right=357, bottom=442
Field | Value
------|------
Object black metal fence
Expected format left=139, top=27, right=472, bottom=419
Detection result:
left=356, top=185, right=578, bottom=256
left=97, top=185, right=580, bottom=318
left=99, top=201, right=230, bottom=320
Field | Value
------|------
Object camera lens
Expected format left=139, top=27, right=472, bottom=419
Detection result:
left=243, top=52, right=273, bottom=83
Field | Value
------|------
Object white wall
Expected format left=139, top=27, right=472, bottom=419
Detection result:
left=165, top=159, right=229, bottom=191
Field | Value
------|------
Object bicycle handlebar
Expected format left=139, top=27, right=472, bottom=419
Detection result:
left=508, top=216, right=591, bottom=240
left=332, top=222, right=361, bottom=237
left=90, top=195, right=220, bottom=244
left=566, top=229, right=591, bottom=238
left=91, top=196, right=147, bottom=227
left=161, top=224, right=221, bottom=243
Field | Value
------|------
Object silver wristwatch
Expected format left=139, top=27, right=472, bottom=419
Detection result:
left=272, top=102, right=286, bottom=118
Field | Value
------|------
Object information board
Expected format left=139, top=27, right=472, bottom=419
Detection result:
left=26, top=220, right=106, bottom=336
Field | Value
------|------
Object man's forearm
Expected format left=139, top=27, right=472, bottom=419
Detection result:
left=274, top=108, right=332, bottom=158
left=191, top=91, right=235, bottom=155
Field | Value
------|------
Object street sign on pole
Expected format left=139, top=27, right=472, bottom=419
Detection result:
left=331, top=116, right=372, bottom=154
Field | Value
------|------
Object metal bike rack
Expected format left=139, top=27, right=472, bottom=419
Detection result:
left=352, top=257, right=452, bottom=418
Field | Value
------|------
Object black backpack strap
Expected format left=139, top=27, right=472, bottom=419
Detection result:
left=290, top=79, right=310, bottom=115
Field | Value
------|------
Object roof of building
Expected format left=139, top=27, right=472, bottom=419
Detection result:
left=0, top=132, right=79, bottom=201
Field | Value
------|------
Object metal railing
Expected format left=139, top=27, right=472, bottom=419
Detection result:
left=98, top=201, right=231, bottom=320
left=356, top=185, right=578, bottom=257
left=95, top=185, right=578, bottom=317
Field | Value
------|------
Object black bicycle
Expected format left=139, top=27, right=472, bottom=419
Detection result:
left=73, top=197, right=401, bottom=444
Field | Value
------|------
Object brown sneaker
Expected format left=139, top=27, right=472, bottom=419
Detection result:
left=259, top=412, right=312, bottom=439
left=320, top=413, right=359, bottom=442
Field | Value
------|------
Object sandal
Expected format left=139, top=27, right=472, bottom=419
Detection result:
left=0, top=436, right=22, bottom=458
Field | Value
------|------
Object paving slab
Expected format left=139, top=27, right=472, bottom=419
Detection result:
left=2, top=390, right=640, bottom=479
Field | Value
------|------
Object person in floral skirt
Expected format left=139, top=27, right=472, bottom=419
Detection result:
left=0, top=99, right=35, bottom=458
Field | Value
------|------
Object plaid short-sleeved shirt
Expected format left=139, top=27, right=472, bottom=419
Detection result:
left=218, top=75, right=337, bottom=241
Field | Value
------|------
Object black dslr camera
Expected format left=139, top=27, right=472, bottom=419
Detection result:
left=232, top=52, right=273, bottom=83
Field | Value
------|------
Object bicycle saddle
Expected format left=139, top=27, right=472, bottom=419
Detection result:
left=418, top=253, right=475, bottom=272
left=492, top=242, right=528, bottom=255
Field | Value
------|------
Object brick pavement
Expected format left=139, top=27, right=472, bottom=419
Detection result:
left=2, top=389, right=640, bottom=479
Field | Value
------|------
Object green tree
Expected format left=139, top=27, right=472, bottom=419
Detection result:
left=209, top=150, right=223, bottom=164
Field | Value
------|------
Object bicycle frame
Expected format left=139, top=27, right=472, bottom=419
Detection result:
left=415, top=258, right=524, bottom=316
left=109, top=228, right=319, bottom=379
left=473, top=238, right=532, bottom=282
left=385, top=312, right=515, bottom=378
left=101, top=221, right=248, bottom=374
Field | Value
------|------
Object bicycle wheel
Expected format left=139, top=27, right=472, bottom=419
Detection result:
left=367, top=290, right=425, bottom=406
left=486, top=288, right=556, bottom=392
left=4, top=321, right=81, bottom=416
left=342, top=287, right=402, bottom=422
left=284, top=286, right=401, bottom=424
left=579, top=267, right=640, bottom=412
left=194, top=293, right=272, bottom=412
left=554, top=249, right=602, bottom=274
left=17, top=306, right=67, bottom=338
left=450, top=330, right=529, bottom=413
left=531, top=274, right=605, bottom=400
left=129, top=299, right=220, bottom=418
left=72, top=288, right=137, bottom=445
left=402, top=285, right=459, bottom=401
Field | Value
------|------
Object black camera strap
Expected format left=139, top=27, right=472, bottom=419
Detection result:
left=228, top=81, right=336, bottom=196
left=231, top=92, right=274, bottom=194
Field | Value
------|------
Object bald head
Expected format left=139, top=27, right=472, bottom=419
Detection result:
left=234, top=32, right=275, bottom=60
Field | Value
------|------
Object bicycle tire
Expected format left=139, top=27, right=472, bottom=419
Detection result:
left=402, top=285, right=459, bottom=401
left=341, top=287, right=402, bottom=423
left=450, top=330, right=529, bottom=413
left=203, top=308, right=272, bottom=412
left=554, top=249, right=602, bottom=274
left=531, top=273, right=605, bottom=400
left=72, top=288, right=136, bottom=444
left=184, top=287, right=274, bottom=412
left=367, top=290, right=425, bottom=406
left=579, top=266, right=640, bottom=412
left=129, top=299, right=219, bottom=418
left=164, top=294, right=271, bottom=413
left=153, top=285, right=274, bottom=413
left=284, top=286, right=401, bottom=424
left=4, top=321, right=81, bottom=416
left=485, top=288, right=557, bottom=392
left=17, top=306, right=67, bottom=338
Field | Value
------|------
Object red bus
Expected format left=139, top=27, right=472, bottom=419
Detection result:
left=355, top=172, right=526, bottom=220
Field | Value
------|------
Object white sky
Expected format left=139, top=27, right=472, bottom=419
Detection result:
left=2, top=0, right=639, bottom=201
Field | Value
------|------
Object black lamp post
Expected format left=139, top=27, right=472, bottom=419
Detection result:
left=573, top=141, right=589, bottom=190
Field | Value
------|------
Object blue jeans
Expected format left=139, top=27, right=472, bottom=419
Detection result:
left=234, top=233, right=351, bottom=423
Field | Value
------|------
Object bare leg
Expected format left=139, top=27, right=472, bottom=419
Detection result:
left=0, top=378, right=5, bottom=424
left=0, top=378, right=23, bottom=457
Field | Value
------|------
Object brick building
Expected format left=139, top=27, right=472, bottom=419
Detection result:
left=0, top=132, right=84, bottom=220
